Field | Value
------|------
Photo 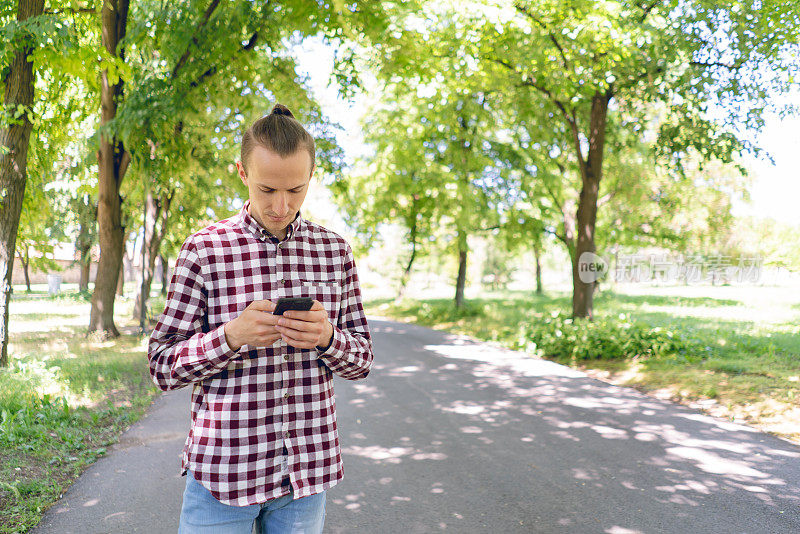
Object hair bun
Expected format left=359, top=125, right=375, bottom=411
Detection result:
left=270, top=103, right=294, bottom=118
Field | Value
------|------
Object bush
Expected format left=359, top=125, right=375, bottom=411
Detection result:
left=511, top=312, right=699, bottom=362
left=0, top=393, right=77, bottom=447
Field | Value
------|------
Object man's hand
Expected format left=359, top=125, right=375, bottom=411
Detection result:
left=274, top=301, right=334, bottom=350
left=224, top=300, right=281, bottom=351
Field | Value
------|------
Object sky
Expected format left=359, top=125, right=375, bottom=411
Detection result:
left=735, top=113, right=800, bottom=227
left=294, top=38, right=800, bottom=229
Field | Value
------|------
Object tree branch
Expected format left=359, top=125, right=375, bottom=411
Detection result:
left=242, top=30, right=259, bottom=51
left=490, top=55, right=587, bottom=180
left=597, top=183, right=620, bottom=207
left=514, top=2, right=570, bottom=70
left=540, top=174, right=566, bottom=221
left=171, top=0, right=222, bottom=78
left=189, top=65, right=217, bottom=88
left=489, top=56, right=577, bottom=131
left=118, top=150, right=131, bottom=181
left=565, top=108, right=584, bottom=167
left=542, top=225, right=569, bottom=247
left=637, top=0, right=659, bottom=23
left=189, top=30, right=258, bottom=88
left=617, top=63, right=666, bottom=91
left=154, top=187, right=175, bottom=244
left=689, top=59, right=746, bottom=70
left=172, top=30, right=260, bottom=135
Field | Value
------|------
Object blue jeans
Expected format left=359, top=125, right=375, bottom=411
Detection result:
left=178, top=471, right=326, bottom=534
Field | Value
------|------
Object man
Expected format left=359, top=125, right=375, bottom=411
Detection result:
left=148, top=104, right=373, bottom=533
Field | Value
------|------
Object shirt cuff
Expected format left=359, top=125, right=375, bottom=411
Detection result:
left=317, top=325, right=346, bottom=359
left=203, top=324, right=242, bottom=367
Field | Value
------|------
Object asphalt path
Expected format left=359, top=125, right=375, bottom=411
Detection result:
left=32, top=319, right=800, bottom=533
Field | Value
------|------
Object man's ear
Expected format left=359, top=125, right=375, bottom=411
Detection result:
left=236, top=161, right=248, bottom=186
left=309, top=164, right=316, bottom=180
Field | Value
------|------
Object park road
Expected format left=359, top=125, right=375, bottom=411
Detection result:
left=32, top=319, right=800, bottom=533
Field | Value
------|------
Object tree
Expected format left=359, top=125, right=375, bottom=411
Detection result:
left=597, top=148, right=747, bottom=255
left=472, top=0, right=800, bottom=318
left=88, top=0, right=129, bottom=335
left=0, top=0, right=45, bottom=367
left=73, top=193, right=97, bottom=292
left=490, top=116, right=750, bottom=295
left=88, top=0, right=396, bottom=336
left=716, top=216, right=800, bottom=274
left=1, top=0, right=98, bottom=365
left=332, top=132, right=440, bottom=298
left=337, top=6, right=524, bottom=308
left=338, top=88, right=499, bottom=307
left=132, top=185, right=172, bottom=321
left=481, top=241, right=518, bottom=291
left=15, top=175, right=66, bottom=291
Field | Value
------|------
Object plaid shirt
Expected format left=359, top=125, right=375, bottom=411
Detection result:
left=148, top=201, right=373, bottom=506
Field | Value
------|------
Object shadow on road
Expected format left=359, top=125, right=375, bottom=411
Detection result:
left=326, top=320, right=800, bottom=534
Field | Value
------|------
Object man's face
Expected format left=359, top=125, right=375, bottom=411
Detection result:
left=237, top=145, right=314, bottom=240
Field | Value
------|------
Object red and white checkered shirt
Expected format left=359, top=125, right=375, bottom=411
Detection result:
left=148, top=201, right=373, bottom=506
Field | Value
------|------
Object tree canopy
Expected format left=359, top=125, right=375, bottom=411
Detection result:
left=0, top=0, right=797, bottom=367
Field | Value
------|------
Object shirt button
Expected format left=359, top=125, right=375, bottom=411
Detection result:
left=284, top=392, right=289, bottom=399
left=280, top=279, right=286, bottom=285
left=284, top=432, right=290, bottom=439
left=283, top=354, right=289, bottom=360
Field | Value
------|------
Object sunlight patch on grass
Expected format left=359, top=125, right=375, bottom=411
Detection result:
left=7, top=301, right=87, bottom=336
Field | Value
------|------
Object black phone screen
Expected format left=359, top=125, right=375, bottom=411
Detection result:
left=273, top=297, right=314, bottom=315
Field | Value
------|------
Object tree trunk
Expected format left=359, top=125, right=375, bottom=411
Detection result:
left=80, top=260, right=91, bottom=291
left=398, top=237, right=417, bottom=298
left=116, top=258, right=124, bottom=296
left=123, top=239, right=134, bottom=295
left=76, top=195, right=95, bottom=292
left=133, top=192, right=157, bottom=319
left=454, top=230, right=468, bottom=309
left=0, top=0, right=45, bottom=368
left=454, top=113, right=473, bottom=312
left=571, top=92, right=609, bottom=320
left=88, top=0, right=130, bottom=337
left=398, top=204, right=419, bottom=299
left=18, top=248, right=31, bottom=292
left=133, top=188, right=172, bottom=319
left=533, top=239, right=543, bottom=295
left=159, top=254, right=168, bottom=295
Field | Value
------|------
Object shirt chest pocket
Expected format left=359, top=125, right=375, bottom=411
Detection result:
left=283, top=277, right=342, bottom=324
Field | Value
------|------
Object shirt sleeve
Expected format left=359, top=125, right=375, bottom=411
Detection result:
left=147, top=237, right=239, bottom=391
left=316, top=243, right=374, bottom=380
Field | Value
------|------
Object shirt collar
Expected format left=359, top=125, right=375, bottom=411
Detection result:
left=239, top=200, right=303, bottom=242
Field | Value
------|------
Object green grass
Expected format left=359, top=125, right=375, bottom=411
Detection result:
left=0, top=286, right=162, bottom=533
left=365, top=286, right=800, bottom=444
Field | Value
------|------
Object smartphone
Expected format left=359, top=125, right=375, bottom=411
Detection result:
left=273, top=297, right=314, bottom=315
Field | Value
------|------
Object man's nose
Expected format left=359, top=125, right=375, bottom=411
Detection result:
left=272, top=192, right=289, bottom=216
